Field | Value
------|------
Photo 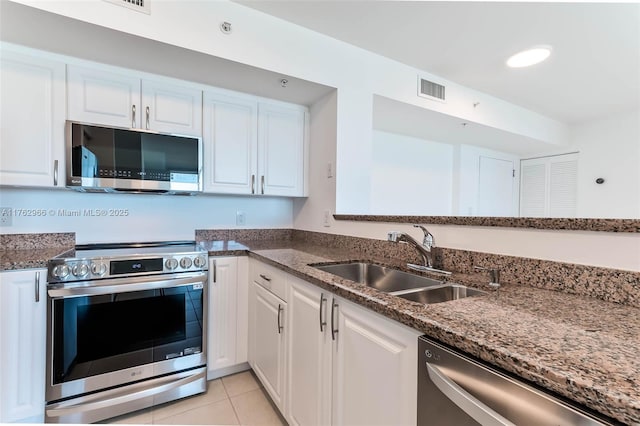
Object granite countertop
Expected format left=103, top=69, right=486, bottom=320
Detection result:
left=2, top=239, right=637, bottom=423
left=202, top=239, right=640, bottom=425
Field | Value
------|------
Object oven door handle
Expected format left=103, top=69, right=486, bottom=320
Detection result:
left=48, top=272, right=206, bottom=298
left=46, top=369, right=203, bottom=417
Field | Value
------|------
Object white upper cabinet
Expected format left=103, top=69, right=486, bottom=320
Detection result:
left=203, top=90, right=258, bottom=194
left=258, top=102, right=307, bottom=197
left=0, top=49, right=65, bottom=188
left=141, top=79, right=202, bottom=136
left=67, top=64, right=202, bottom=136
left=67, top=65, right=140, bottom=129
left=203, top=90, right=308, bottom=197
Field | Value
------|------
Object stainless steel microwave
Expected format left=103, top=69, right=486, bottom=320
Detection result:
left=66, top=121, right=203, bottom=194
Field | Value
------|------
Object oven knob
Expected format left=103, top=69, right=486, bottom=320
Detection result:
left=193, top=256, right=207, bottom=268
left=179, top=257, right=193, bottom=269
left=91, top=262, right=107, bottom=276
left=72, top=263, right=89, bottom=277
left=165, top=258, right=178, bottom=270
left=53, top=264, right=70, bottom=278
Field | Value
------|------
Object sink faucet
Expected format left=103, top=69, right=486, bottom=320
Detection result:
left=473, top=266, right=501, bottom=288
left=387, top=225, right=451, bottom=276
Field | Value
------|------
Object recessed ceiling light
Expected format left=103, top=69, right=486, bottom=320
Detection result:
left=506, top=46, right=552, bottom=68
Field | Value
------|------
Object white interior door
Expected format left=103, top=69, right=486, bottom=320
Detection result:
left=477, top=156, right=515, bottom=216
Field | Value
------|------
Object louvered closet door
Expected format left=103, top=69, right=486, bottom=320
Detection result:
left=549, top=155, right=578, bottom=217
left=519, top=153, right=578, bottom=218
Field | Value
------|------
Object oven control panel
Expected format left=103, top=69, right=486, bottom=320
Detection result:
left=48, top=253, right=208, bottom=283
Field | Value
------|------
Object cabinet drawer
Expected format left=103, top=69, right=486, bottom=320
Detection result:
left=251, top=260, right=287, bottom=301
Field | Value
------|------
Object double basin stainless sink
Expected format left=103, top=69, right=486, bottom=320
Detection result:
left=313, top=262, right=485, bottom=304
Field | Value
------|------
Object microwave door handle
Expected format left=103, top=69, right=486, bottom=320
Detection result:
left=426, top=363, right=515, bottom=426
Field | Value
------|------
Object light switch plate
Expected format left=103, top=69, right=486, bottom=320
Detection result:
left=236, top=210, right=246, bottom=226
left=323, top=209, right=331, bottom=227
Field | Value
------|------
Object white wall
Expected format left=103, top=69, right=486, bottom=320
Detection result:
left=6, top=0, right=570, bottom=215
left=370, top=131, right=453, bottom=215
left=458, top=145, right=520, bottom=216
left=0, top=188, right=293, bottom=244
left=3, top=1, right=639, bottom=272
left=571, top=110, right=640, bottom=219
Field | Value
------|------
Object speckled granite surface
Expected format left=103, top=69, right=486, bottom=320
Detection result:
left=1, top=232, right=75, bottom=249
left=334, top=214, right=640, bottom=233
left=201, top=238, right=639, bottom=424
left=0, top=233, right=75, bottom=271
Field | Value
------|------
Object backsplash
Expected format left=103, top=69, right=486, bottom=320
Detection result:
left=0, top=232, right=75, bottom=250
left=5, top=229, right=638, bottom=308
left=195, top=228, right=292, bottom=242
left=288, top=230, right=640, bottom=308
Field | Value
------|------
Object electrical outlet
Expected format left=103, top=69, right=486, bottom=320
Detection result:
left=323, top=209, right=331, bottom=227
left=236, top=210, right=246, bottom=226
left=0, top=207, right=12, bottom=227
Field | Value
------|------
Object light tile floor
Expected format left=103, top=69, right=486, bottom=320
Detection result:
left=104, top=371, right=287, bottom=425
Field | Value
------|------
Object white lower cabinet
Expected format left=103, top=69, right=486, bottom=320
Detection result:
left=249, top=261, right=419, bottom=425
left=0, top=269, right=47, bottom=423
left=331, top=297, right=419, bottom=426
left=207, top=256, right=249, bottom=379
left=287, top=277, right=332, bottom=426
left=250, top=281, right=287, bottom=412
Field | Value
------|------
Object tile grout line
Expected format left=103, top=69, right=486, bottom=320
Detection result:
left=220, top=378, right=243, bottom=425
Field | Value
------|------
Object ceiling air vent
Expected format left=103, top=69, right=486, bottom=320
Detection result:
left=103, top=0, right=150, bottom=14
left=418, top=76, right=446, bottom=102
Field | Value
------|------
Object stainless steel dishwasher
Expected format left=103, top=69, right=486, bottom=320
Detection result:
left=418, top=336, right=617, bottom=426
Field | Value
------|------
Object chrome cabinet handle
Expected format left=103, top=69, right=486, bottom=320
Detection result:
left=426, top=363, right=515, bottom=426
left=53, top=160, right=58, bottom=186
left=319, top=293, right=327, bottom=332
left=259, top=273, right=271, bottom=282
left=277, top=304, right=283, bottom=334
left=251, top=174, right=255, bottom=194
left=35, top=271, right=40, bottom=303
left=212, top=259, right=217, bottom=283
left=132, top=105, right=136, bottom=128
left=331, top=300, right=338, bottom=340
left=145, top=106, right=150, bottom=130
left=261, top=175, right=265, bottom=194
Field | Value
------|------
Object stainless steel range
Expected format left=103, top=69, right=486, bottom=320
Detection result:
left=45, top=241, right=208, bottom=424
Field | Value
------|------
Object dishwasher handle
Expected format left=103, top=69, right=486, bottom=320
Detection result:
left=426, top=363, right=516, bottom=426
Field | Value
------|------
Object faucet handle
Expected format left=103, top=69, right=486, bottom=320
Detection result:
left=413, top=224, right=434, bottom=249
left=473, top=266, right=500, bottom=288
left=387, top=231, right=402, bottom=242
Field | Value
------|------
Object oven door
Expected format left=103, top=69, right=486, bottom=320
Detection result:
left=46, top=272, right=207, bottom=403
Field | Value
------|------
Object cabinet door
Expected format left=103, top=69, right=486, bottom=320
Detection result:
left=257, top=102, right=307, bottom=196
left=141, top=79, right=202, bottom=136
left=203, top=91, right=258, bottom=194
left=251, top=282, right=287, bottom=412
left=0, top=50, right=65, bottom=187
left=67, top=64, right=141, bottom=128
left=332, top=297, right=419, bottom=426
left=0, top=269, right=47, bottom=423
left=287, top=278, right=332, bottom=426
left=207, top=257, right=238, bottom=374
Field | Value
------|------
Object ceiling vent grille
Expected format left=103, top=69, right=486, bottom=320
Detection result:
left=418, top=76, right=446, bottom=102
left=103, top=0, right=150, bottom=14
